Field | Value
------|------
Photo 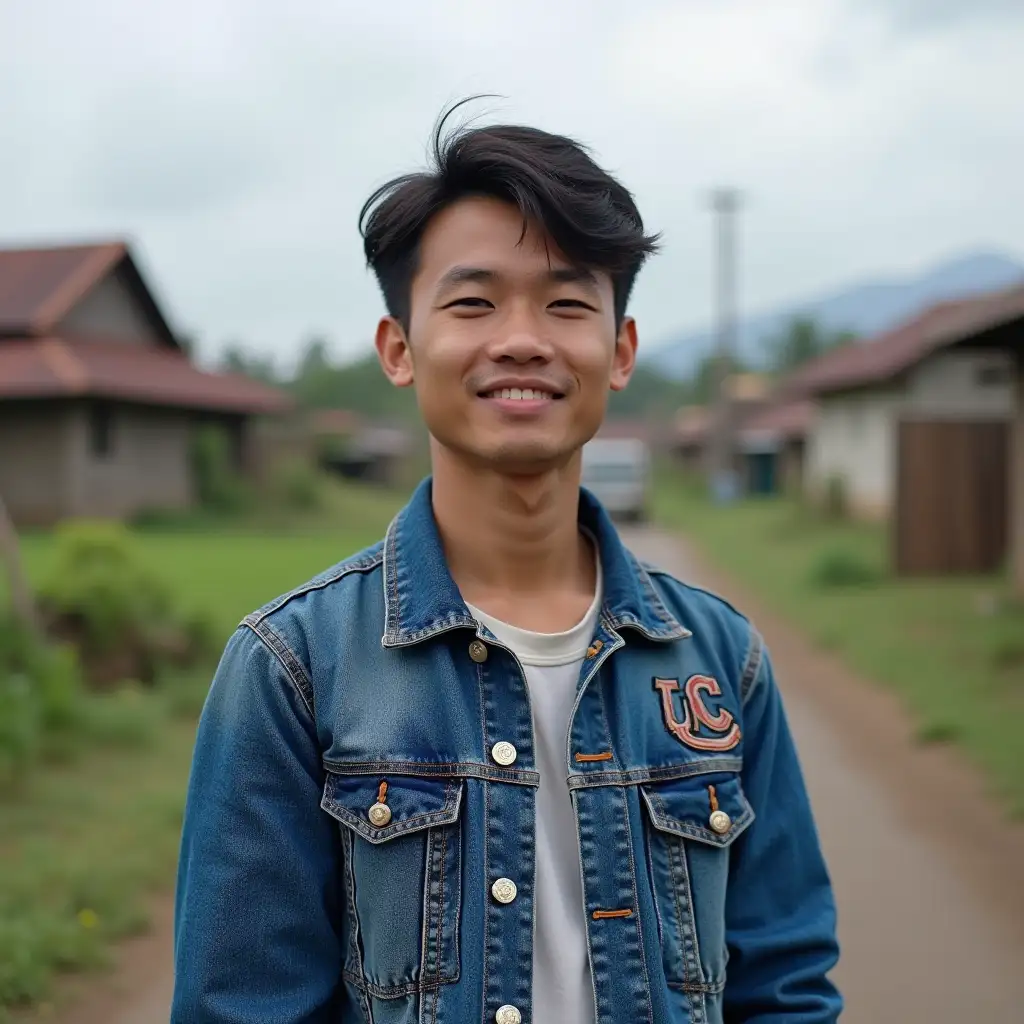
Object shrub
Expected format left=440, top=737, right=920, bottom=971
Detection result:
left=267, top=457, right=326, bottom=513
left=808, top=547, right=883, bottom=589
left=36, top=521, right=217, bottom=687
left=191, top=425, right=252, bottom=514
left=0, top=619, right=86, bottom=789
left=822, top=474, right=849, bottom=521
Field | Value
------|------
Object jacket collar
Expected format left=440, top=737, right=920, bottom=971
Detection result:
left=381, top=477, right=690, bottom=648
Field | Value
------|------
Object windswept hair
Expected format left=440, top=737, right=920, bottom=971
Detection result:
left=359, top=97, right=660, bottom=328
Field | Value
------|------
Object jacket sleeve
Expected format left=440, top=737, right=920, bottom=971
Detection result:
left=723, top=633, right=843, bottom=1022
left=171, top=626, right=344, bottom=1022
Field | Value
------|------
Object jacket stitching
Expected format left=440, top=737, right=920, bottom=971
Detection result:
left=567, top=758, right=744, bottom=790
left=244, top=550, right=383, bottom=627
left=323, top=760, right=541, bottom=786
left=618, top=784, right=655, bottom=1024
left=739, top=628, right=765, bottom=706
left=239, top=620, right=316, bottom=723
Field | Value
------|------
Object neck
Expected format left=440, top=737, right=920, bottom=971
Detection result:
left=430, top=443, right=592, bottom=600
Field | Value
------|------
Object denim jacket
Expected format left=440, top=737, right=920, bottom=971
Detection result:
left=173, top=480, right=842, bottom=1023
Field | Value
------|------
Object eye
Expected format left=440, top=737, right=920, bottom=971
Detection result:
left=549, top=298, right=597, bottom=313
left=441, top=296, right=494, bottom=310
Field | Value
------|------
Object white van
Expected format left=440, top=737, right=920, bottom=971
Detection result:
left=581, top=438, right=652, bottom=523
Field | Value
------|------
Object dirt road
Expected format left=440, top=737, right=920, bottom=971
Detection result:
left=625, top=527, right=1024, bottom=1022
left=39, top=527, right=1024, bottom=1022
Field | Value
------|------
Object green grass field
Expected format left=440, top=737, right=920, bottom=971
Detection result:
left=1, top=483, right=405, bottom=1019
left=654, top=471, right=1024, bottom=818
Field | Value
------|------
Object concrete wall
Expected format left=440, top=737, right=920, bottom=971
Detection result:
left=805, top=349, right=1015, bottom=520
left=904, top=349, right=1015, bottom=420
left=0, top=402, right=74, bottom=525
left=58, top=266, right=162, bottom=343
left=65, top=403, right=194, bottom=519
left=805, top=389, right=899, bottom=519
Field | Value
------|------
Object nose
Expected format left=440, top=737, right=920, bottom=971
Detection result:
left=487, top=308, right=556, bottom=364
left=493, top=331, right=554, bottom=363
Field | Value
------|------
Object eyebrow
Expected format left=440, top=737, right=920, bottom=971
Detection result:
left=435, top=264, right=601, bottom=298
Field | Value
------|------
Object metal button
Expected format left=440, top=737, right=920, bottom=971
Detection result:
left=495, top=1006, right=522, bottom=1024
left=468, top=639, right=489, bottom=663
left=709, top=809, right=732, bottom=834
left=491, top=877, right=518, bottom=904
left=491, top=741, right=518, bottom=766
left=368, top=802, right=392, bottom=827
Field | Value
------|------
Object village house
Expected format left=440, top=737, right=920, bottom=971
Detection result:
left=736, top=398, right=815, bottom=497
left=786, top=284, right=1024, bottom=581
left=0, top=241, right=290, bottom=526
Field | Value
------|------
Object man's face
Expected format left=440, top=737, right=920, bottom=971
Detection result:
left=375, top=196, right=637, bottom=473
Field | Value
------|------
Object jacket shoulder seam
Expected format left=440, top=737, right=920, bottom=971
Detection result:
left=243, top=547, right=384, bottom=627
left=739, top=626, right=765, bottom=706
left=641, top=562, right=752, bottom=626
left=240, top=619, right=317, bottom=722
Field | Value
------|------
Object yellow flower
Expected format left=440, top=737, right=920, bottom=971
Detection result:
left=77, top=908, right=99, bottom=929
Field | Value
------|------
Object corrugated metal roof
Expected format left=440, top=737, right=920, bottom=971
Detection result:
left=784, top=283, right=1024, bottom=397
left=0, top=335, right=291, bottom=415
left=0, top=242, right=127, bottom=335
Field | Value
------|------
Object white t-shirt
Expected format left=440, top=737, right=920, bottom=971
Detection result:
left=466, top=559, right=602, bottom=1024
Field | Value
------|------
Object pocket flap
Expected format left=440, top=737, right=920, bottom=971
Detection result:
left=641, top=771, right=754, bottom=847
left=322, top=773, right=463, bottom=844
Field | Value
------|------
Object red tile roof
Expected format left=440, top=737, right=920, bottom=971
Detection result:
left=739, top=399, right=815, bottom=442
left=784, top=283, right=1024, bottom=397
left=0, top=336, right=291, bottom=415
left=0, top=243, right=128, bottom=335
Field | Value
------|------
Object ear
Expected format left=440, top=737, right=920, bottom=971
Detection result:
left=374, top=317, right=415, bottom=388
left=609, top=316, right=638, bottom=392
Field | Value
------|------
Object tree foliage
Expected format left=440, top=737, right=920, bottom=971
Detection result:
left=764, top=317, right=856, bottom=376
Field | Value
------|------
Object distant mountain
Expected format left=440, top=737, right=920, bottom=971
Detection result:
left=645, top=251, right=1024, bottom=379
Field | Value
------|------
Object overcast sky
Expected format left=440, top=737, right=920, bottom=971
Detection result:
left=2, top=0, right=1022, bottom=369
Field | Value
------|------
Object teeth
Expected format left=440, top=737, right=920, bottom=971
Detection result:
left=488, top=388, right=553, bottom=400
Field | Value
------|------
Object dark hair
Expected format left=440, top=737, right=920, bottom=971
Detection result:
left=359, top=98, right=660, bottom=329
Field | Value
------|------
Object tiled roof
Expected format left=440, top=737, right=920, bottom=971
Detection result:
left=0, top=336, right=291, bottom=415
left=0, top=243, right=128, bottom=335
left=784, top=283, right=1024, bottom=397
left=739, top=398, right=815, bottom=441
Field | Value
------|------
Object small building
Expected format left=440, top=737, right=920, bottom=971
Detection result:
left=669, top=373, right=774, bottom=475
left=0, top=241, right=290, bottom=526
left=786, top=284, right=1024, bottom=578
left=737, top=399, right=814, bottom=497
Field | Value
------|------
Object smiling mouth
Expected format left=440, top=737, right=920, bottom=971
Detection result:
left=480, top=387, right=564, bottom=401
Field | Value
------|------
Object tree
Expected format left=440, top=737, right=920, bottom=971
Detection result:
left=765, top=317, right=856, bottom=376
left=219, top=343, right=279, bottom=385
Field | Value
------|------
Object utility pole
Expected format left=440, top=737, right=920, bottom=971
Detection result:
left=707, top=187, right=742, bottom=503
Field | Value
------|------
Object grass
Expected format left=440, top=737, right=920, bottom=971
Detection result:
left=653, top=470, right=1024, bottom=818
left=1, top=482, right=406, bottom=1019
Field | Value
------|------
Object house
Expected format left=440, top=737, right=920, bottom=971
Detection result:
left=736, top=399, right=815, bottom=497
left=786, top=284, right=1024, bottom=578
left=0, top=241, right=290, bottom=526
left=669, top=373, right=776, bottom=481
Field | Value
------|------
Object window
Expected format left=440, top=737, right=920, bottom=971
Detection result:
left=976, top=363, right=1010, bottom=388
left=90, top=403, right=114, bottom=458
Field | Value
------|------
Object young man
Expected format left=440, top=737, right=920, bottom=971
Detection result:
left=173, top=106, right=842, bottom=1024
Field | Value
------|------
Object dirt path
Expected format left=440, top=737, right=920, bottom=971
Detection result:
left=29, top=527, right=1024, bottom=1022
left=624, top=526, right=1024, bottom=1022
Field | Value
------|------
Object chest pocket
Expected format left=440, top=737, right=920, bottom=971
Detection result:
left=640, top=770, right=754, bottom=994
left=321, top=772, right=464, bottom=998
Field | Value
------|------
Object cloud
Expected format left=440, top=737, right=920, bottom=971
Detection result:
left=1, top=0, right=1022, bottom=368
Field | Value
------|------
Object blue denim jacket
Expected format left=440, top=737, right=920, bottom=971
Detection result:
left=173, top=480, right=842, bottom=1023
